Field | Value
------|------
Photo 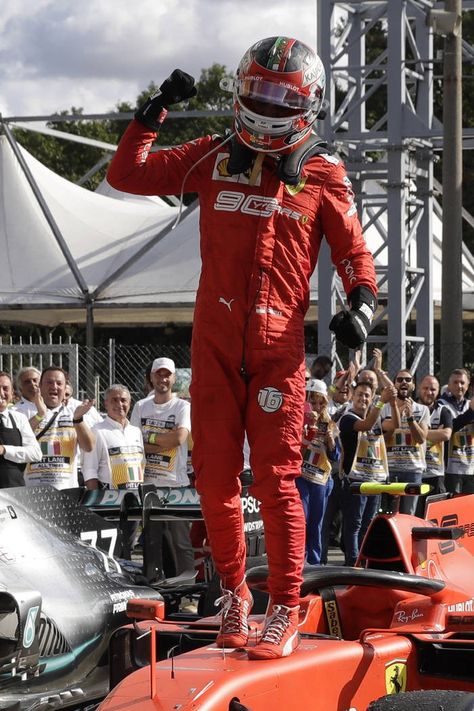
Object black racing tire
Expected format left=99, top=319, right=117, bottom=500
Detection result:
left=368, top=690, right=474, bottom=711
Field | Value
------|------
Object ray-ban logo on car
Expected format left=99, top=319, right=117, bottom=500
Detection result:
left=258, top=387, right=283, bottom=413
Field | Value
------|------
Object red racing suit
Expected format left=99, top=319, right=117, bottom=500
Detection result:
left=107, top=121, right=377, bottom=606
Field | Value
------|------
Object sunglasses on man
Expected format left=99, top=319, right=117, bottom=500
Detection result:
left=396, top=376, right=412, bottom=383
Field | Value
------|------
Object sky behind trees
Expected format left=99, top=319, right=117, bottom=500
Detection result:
left=0, top=0, right=318, bottom=117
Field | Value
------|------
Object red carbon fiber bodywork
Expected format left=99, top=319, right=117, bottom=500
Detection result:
left=99, top=493, right=474, bottom=711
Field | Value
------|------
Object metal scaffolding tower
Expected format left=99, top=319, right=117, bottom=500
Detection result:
left=316, top=0, right=437, bottom=374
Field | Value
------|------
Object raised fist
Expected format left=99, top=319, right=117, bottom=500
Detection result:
left=135, top=69, right=197, bottom=132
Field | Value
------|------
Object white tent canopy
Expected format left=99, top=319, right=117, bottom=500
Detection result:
left=0, top=134, right=201, bottom=326
left=0, top=134, right=473, bottom=328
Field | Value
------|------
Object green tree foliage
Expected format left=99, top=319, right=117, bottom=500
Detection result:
left=11, top=64, right=233, bottom=192
left=11, top=108, right=126, bottom=191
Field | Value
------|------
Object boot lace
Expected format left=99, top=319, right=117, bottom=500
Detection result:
left=215, top=589, right=250, bottom=634
left=261, top=605, right=292, bottom=644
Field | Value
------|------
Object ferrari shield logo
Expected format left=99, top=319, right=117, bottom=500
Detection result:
left=285, top=176, right=307, bottom=196
left=385, top=661, right=407, bottom=694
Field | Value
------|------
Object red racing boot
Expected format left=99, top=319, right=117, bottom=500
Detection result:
left=247, top=604, right=300, bottom=660
left=215, top=579, right=254, bottom=648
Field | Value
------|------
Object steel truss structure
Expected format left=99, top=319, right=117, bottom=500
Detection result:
left=316, top=0, right=450, bottom=374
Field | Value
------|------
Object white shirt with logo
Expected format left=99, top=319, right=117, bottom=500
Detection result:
left=82, top=416, right=145, bottom=489
left=24, top=404, right=102, bottom=489
left=440, top=396, right=474, bottom=476
left=130, top=396, right=191, bottom=487
left=381, top=401, right=430, bottom=474
left=424, top=402, right=453, bottom=478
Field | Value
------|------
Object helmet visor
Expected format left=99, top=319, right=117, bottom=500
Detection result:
left=237, top=77, right=314, bottom=110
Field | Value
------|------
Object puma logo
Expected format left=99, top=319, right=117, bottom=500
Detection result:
left=219, top=296, right=235, bottom=311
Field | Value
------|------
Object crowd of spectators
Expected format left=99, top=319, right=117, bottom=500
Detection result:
left=0, top=358, right=193, bottom=573
left=1, top=355, right=473, bottom=572
left=299, top=355, right=474, bottom=565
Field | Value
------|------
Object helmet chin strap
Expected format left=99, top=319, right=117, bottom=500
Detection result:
left=227, top=133, right=330, bottom=185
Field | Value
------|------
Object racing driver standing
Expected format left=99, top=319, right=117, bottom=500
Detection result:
left=107, top=36, right=377, bottom=659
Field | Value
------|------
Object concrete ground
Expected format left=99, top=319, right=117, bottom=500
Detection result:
left=326, top=544, right=345, bottom=565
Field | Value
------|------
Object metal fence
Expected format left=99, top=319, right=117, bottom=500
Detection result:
left=0, top=336, right=471, bottom=409
left=0, top=336, right=191, bottom=407
left=78, top=342, right=191, bottom=404
left=0, top=336, right=80, bottom=393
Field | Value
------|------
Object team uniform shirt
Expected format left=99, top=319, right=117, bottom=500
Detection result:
left=301, top=421, right=334, bottom=485
left=130, top=396, right=191, bottom=487
left=439, top=394, right=474, bottom=476
left=0, top=409, right=42, bottom=464
left=381, top=401, right=430, bottom=474
left=24, top=404, right=102, bottom=489
left=339, top=410, right=388, bottom=482
left=82, top=417, right=145, bottom=489
left=424, top=401, right=453, bottom=478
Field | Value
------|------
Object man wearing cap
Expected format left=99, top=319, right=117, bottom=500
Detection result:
left=130, top=357, right=194, bottom=579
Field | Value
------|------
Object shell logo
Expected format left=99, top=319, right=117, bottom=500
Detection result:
left=217, top=157, right=231, bottom=177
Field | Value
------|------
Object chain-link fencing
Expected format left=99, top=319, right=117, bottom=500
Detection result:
left=77, top=342, right=191, bottom=405
left=81, top=342, right=465, bottom=406
left=1, top=336, right=472, bottom=409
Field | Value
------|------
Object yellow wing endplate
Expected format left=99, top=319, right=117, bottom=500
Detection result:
left=350, top=482, right=431, bottom=496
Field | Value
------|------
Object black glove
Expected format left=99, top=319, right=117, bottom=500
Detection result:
left=329, top=286, right=377, bottom=349
left=135, top=69, right=197, bottom=131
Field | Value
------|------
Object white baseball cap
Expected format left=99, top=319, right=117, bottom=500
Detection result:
left=151, top=357, right=176, bottom=374
left=306, top=378, right=328, bottom=396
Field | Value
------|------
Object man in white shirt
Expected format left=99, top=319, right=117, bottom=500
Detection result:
left=13, top=366, right=42, bottom=421
left=131, top=357, right=194, bottom=579
left=82, top=385, right=145, bottom=491
left=381, top=369, right=430, bottom=514
left=82, top=384, right=144, bottom=559
left=24, top=366, right=101, bottom=489
left=0, top=372, right=42, bottom=487
left=439, top=368, right=474, bottom=493
left=131, top=358, right=191, bottom=488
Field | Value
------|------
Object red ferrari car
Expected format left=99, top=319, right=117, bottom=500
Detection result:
left=97, top=484, right=474, bottom=711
